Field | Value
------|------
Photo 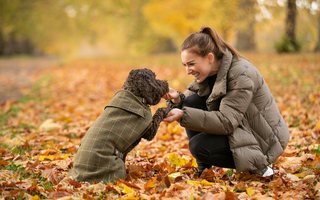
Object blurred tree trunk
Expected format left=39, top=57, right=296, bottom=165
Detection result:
left=315, top=12, right=320, bottom=52
left=0, top=31, right=35, bottom=55
left=285, top=0, right=298, bottom=49
left=236, top=0, right=256, bottom=51
left=0, top=29, right=4, bottom=55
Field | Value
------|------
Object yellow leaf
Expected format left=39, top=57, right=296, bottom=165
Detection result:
left=168, top=153, right=189, bottom=166
left=168, top=172, right=182, bottom=180
left=171, top=125, right=181, bottom=133
left=161, top=134, right=171, bottom=140
left=125, top=192, right=139, bottom=200
left=192, top=158, right=198, bottom=168
left=144, top=179, right=156, bottom=190
left=186, top=180, right=200, bottom=186
left=39, top=155, right=55, bottom=161
left=303, top=175, right=316, bottom=180
left=200, top=180, right=215, bottom=186
left=189, top=193, right=194, bottom=200
left=294, top=172, right=306, bottom=178
left=30, top=195, right=41, bottom=200
left=179, top=158, right=189, bottom=166
left=315, top=120, right=320, bottom=130
left=169, top=154, right=179, bottom=165
left=158, top=146, right=167, bottom=152
left=309, top=94, right=316, bottom=102
left=246, top=187, right=255, bottom=196
left=63, top=154, right=70, bottom=159
left=123, top=184, right=134, bottom=194
left=167, top=162, right=176, bottom=173
left=168, top=171, right=190, bottom=180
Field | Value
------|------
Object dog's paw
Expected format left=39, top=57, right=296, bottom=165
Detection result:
left=155, top=107, right=172, bottom=119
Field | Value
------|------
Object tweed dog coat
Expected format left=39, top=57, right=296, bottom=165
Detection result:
left=67, top=90, right=153, bottom=183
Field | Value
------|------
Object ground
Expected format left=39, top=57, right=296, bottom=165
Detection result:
left=0, top=57, right=57, bottom=103
left=0, top=53, right=320, bottom=199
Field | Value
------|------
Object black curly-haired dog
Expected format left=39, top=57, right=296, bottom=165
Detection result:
left=67, top=68, right=171, bottom=184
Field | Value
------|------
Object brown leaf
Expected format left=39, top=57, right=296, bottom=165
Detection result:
left=118, top=179, right=141, bottom=190
left=201, top=192, right=221, bottom=200
left=0, top=160, right=9, bottom=166
left=42, top=168, right=59, bottom=185
left=27, top=181, right=42, bottom=194
left=105, top=184, right=120, bottom=194
left=47, top=191, right=72, bottom=199
left=200, top=168, right=219, bottom=182
left=225, top=191, right=239, bottom=200
left=28, top=158, right=39, bottom=170
left=164, top=175, right=171, bottom=188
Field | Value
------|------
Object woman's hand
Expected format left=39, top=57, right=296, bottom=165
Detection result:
left=162, top=108, right=183, bottom=123
left=162, top=88, right=180, bottom=104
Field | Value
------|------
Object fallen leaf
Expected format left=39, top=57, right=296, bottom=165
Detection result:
left=0, top=160, right=9, bottom=166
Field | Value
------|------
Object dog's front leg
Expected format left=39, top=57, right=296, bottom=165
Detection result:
left=122, top=138, right=141, bottom=160
left=142, top=107, right=171, bottom=141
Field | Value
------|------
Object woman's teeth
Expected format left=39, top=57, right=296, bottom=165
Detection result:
left=193, top=73, right=200, bottom=78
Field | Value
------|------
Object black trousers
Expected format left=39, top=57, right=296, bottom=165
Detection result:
left=182, top=94, right=236, bottom=172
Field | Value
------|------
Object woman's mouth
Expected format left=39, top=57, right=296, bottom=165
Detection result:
left=193, top=73, right=200, bottom=79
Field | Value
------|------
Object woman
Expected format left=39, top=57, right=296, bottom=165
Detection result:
left=163, top=26, right=289, bottom=177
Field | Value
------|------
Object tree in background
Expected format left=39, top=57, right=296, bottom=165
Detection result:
left=285, top=0, right=299, bottom=49
left=0, top=0, right=319, bottom=57
left=235, top=0, right=257, bottom=51
left=315, top=12, right=320, bottom=51
left=0, top=1, right=36, bottom=55
left=142, top=0, right=241, bottom=51
left=312, top=0, right=320, bottom=51
left=274, top=0, right=302, bottom=52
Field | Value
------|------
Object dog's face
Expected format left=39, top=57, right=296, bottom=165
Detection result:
left=122, top=68, right=169, bottom=105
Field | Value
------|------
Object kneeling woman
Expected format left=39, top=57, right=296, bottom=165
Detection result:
left=163, top=26, right=289, bottom=177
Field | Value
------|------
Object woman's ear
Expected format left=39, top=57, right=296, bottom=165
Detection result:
left=207, top=53, right=214, bottom=64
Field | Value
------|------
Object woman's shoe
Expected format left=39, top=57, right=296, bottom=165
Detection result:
left=260, top=166, right=274, bottom=177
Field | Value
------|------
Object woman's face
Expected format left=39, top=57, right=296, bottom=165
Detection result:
left=181, top=49, right=218, bottom=83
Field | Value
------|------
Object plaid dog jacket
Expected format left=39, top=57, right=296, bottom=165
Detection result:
left=67, top=90, right=152, bottom=183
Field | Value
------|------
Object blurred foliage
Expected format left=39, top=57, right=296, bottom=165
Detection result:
left=275, top=34, right=302, bottom=52
left=0, top=0, right=319, bottom=58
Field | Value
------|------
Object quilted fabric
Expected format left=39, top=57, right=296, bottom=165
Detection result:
left=167, top=49, right=289, bottom=173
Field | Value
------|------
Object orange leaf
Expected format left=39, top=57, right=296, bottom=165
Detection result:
left=0, top=160, right=9, bottom=166
left=118, top=179, right=141, bottom=190
left=144, top=179, right=156, bottom=190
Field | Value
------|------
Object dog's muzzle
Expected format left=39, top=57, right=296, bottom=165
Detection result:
left=114, top=148, right=125, bottom=161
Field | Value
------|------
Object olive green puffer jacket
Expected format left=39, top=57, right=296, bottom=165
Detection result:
left=167, top=49, right=289, bottom=173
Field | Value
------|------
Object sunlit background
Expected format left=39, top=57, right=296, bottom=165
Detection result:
left=0, top=0, right=319, bottom=59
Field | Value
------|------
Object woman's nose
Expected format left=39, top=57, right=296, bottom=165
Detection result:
left=186, top=66, right=192, bottom=75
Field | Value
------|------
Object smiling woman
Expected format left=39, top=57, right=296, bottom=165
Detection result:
left=181, top=50, right=219, bottom=83
left=162, top=25, right=290, bottom=178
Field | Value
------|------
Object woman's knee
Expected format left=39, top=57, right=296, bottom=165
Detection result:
left=189, top=134, right=207, bottom=159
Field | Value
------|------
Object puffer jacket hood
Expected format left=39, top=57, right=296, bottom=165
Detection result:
left=170, top=49, right=289, bottom=173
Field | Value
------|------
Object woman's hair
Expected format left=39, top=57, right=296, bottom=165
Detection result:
left=180, top=26, right=244, bottom=60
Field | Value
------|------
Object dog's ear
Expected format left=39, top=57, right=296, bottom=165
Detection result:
left=122, top=69, right=141, bottom=95
left=140, top=69, right=168, bottom=105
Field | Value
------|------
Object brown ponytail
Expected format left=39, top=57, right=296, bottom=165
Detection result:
left=180, top=26, right=244, bottom=61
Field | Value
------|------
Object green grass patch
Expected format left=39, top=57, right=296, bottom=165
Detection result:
left=0, top=74, right=53, bottom=131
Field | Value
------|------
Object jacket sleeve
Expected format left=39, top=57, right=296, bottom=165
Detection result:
left=180, top=75, right=254, bottom=135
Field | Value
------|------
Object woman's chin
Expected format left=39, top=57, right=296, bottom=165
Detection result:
left=195, top=78, right=204, bottom=83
